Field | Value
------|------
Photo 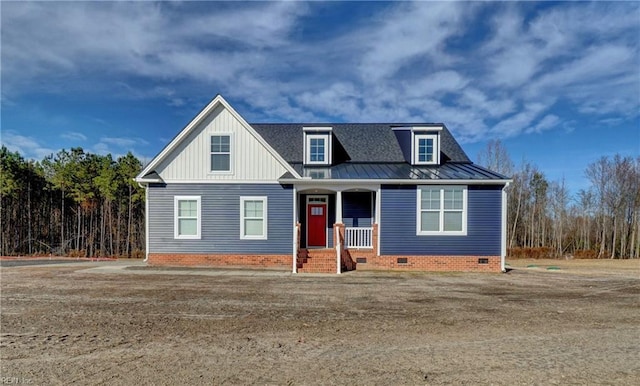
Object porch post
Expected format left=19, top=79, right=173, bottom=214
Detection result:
left=143, top=184, right=149, bottom=262
left=376, top=186, right=381, bottom=255
left=292, top=185, right=298, bottom=274
left=336, top=190, right=342, bottom=274
left=336, top=190, right=343, bottom=224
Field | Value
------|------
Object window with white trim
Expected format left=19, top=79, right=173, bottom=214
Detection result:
left=211, top=134, right=231, bottom=172
left=174, top=196, right=201, bottom=239
left=413, top=134, right=438, bottom=165
left=240, top=196, right=267, bottom=240
left=417, top=186, right=466, bottom=235
left=310, top=137, right=325, bottom=162
left=304, top=133, right=331, bottom=165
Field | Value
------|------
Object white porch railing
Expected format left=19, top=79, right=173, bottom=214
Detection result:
left=344, top=227, right=373, bottom=249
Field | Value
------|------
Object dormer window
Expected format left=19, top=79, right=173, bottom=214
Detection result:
left=410, top=127, right=441, bottom=165
left=392, top=126, right=442, bottom=166
left=309, top=136, right=327, bottom=162
left=414, top=134, right=438, bottom=165
left=303, top=127, right=332, bottom=165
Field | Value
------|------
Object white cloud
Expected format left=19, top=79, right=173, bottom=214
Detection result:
left=61, top=132, right=87, bottom=141
left=457, top=88, right=516, bottom=119
left=532, top=45, right=634, bottom=92
left=178, top=2, right=306, bottom=48
left=598, top=117, right=625, bottom=127
left=2, top=1, right=638, bottom=147
left=404, top=71, right=469, bottom=98
left=296, top=83, right=361, bottom=119
left=100, top=137, right=149, bottom=148
left=1, top=131, right=55, bottom=160
left=470, top=2, right=639, bottom=137
left=89, top=142, right=150, bottom=164
left=168, top=98, right=186, bottom=107
left=490, top=102, right=554, bottom=138
left=2, top=2, right=309, bottom=94
left=527, top=114, right=561, bottom=134
left=482, top=7, right=544, bottom=88
left=92, top=142, right=112, bottom=156
left=90, top=139, right=151, bottom=162
left=353, top=2, right=471, bottom=81
left=530, top=45, right=638, bottom=117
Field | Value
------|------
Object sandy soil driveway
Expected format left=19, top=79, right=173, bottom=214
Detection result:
left=1, top=259, right=638, bottom=385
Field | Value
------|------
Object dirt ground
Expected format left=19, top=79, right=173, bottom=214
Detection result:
left=1, top=259, right=638, bottom=385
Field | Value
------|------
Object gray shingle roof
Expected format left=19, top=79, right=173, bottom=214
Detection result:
left=250, top=123, right=471, bottom=164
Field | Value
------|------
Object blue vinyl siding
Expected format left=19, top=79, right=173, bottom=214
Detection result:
left=148, top=183, right=293, bottom=254
left=380, top=184, right=502, bottom=255
left=343, top=192, right=373, bottom=227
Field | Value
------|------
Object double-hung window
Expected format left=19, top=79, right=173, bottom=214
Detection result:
left=413, top=134, right=438, bottom=165
left=211, top=134, right=231, bottom=172
left=309, top=137, right=326, bottom=163
left=417, top=186, right=466, bottom=235
left=303, top=129, right=331, bottom=165
left=305, top=134, right=330, bottom=165
left=174, top=196, right=201, bottom=239
left=240, top=196, right=267, bottom=240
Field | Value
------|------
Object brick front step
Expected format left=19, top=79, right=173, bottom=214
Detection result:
left=298, top=268, right=336, bottom=273
left=297, top=249, right=337, bottom=273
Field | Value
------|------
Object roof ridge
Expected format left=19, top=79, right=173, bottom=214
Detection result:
left=249, top=122, right=446, bottom=126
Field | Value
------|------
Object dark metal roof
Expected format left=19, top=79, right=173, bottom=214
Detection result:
left=288, top=163, right=509, bottom=181
left=250, top=123, right=471, bottom=164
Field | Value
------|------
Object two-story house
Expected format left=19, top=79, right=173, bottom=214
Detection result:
left=136, top=95, right=511, bottom=273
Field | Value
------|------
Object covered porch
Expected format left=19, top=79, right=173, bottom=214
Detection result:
left=293, top=185, right=380, bottom=273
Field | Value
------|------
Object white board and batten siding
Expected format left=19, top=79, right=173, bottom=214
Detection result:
left=155, top=104, right=288, bottom=182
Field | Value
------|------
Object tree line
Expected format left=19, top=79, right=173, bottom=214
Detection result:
left=2, top=141, right=638, bottom=259
left=1, top=146, right=145, bottom=257
left=478, top=140, right=640, bottom=259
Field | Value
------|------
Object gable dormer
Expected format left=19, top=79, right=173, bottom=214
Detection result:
left=303, top=127, right=333, bottom=166
left=412, top=128, right=441, bottom=165
left=393, top=126, right=443, bottom=166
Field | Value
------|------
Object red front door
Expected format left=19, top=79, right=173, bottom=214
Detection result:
left=307, top=203, right=327, bottom=247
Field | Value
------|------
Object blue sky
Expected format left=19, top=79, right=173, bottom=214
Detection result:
left=2, top=1, right=638, bottom=194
